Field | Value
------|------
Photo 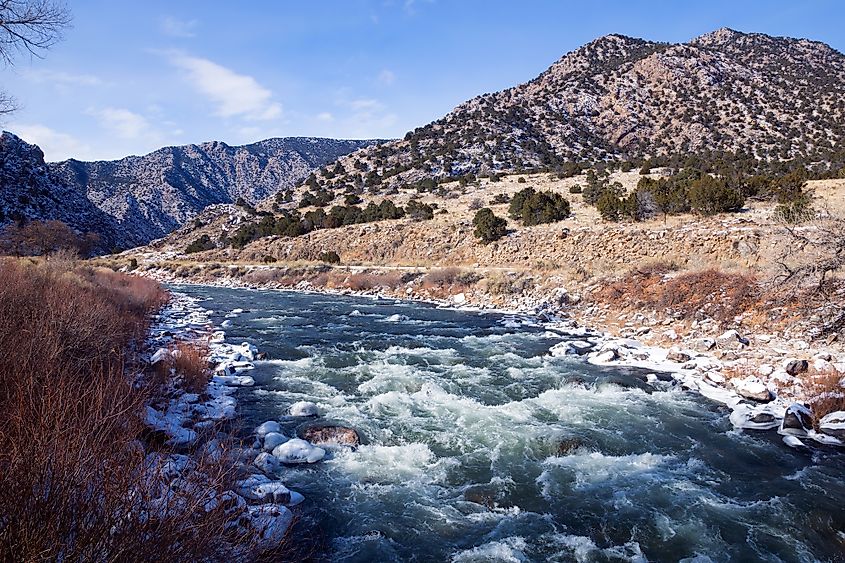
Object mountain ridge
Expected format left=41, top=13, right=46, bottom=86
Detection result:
left=293, top=28, right=845, bottom=197
left=0, top=132, right=381, bottom=249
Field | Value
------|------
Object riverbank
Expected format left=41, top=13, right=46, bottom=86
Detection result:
left=132, top=260, right=845, bottom=450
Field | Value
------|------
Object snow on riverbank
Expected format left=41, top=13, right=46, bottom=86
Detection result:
left=141, top=292, right=325, bottom=546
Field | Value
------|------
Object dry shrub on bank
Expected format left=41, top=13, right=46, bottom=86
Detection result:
left=804, top=368, right=845, bottom=426
left=173, top=341, right=212, bottom=394
left=0, top=259, right=284, bottom=561
left=421, top=267, right=480, bottom=291
left=345, top=271, right=403, bottom=291
left=594, top=267, right=758, bottom=324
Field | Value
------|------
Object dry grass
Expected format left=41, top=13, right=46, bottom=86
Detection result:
left=173, top=341, right=212, bottom=394
left=804, top=368, right=845, bottom=426
left=344, top=271, right=403, bottom=291
left=594, top=267, right=759, bottom=324
left=0, top=258, right=287, bottom=561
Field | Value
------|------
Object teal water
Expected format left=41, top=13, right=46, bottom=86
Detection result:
left=179, top=285, right=845, bottom=562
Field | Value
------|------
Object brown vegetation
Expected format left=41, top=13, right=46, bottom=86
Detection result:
left=0, top=220, right=100, bottom=257
left=804, top=367, right=845, bottom=426
left=0, top=258, right=285, bottom=561
left=594, top=267, right=759, bottom=324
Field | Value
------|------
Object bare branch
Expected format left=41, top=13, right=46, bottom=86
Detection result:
left=0, top=0, right=71, bottom=66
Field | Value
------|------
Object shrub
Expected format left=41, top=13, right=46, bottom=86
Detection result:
left=0, top=220, right=99, bottom=257
left=508, top=187, right=570, bottom=226
left=172, top=341, right=211, bottom=394
left=319, top=250, right=341, bottom=264
left=490, top=193, right=510, bottom=205
left=406, top=199, right=434, bottom=221
left=517, top=177, right=526, bottom=183
left=569, top=184, right=582, bottom=194
left=687, top=176, right=745, bottom=216
left=472, top=208, right=508, bottom=243
left=468, top=198, right=484, bottom=211
left=185, top=234, right=215, bottom=254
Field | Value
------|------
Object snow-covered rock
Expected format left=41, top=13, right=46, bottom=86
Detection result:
left=819, top=411, right=845, bottom=439
left=254, top=451, right=282, bottom=474
left=732, top=376, right=772, bottom=402
left=729, top=403, right=782, bottom=430
left=272, top=438, right=326, bottom=464
left=289, top=401, right=319, bottom=417
left=249, top=504, right=293, bottom=547
left=256, top=420, right=282, bottom=437
left=145, top=406, right=197, bottom=446
left=779, top=403, right=814, bottom=436
left=263, top=432, right=287, bottom=452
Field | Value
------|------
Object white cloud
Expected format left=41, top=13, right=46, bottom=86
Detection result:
left=334, top=94, right=397, bottom=138
left=23, top=69, right=104, bottom=86
left=8, top=123, right=95, bottom=161
left=168, top=53, right=282, bottom=121
left=161, top=16, right=198, bottom=38
left=377, top=69, right=395, bottom=86
left=316, top=112, right=334, bottom=122
left=89, top=107, right=152, bottom=139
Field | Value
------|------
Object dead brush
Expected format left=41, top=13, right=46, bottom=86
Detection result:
left=345, top=271, right=403, bottom=291
left=0, top=258, right=290, bottom=560
left=173, top=341, right=212, bottom=394
left=803, top=367, right=845, bottom=427
left=594, top=267, right=759, bottom=325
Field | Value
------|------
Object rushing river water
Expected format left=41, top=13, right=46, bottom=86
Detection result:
left=178, top=285, right=845, bottom=562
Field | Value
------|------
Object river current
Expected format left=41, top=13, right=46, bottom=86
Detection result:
left=177, top=285, right=845, bottom=562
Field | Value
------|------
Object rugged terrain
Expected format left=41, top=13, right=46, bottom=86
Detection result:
left=304, top=28, right=845, bottom=193
left=0, top=132, right=379, bottom=249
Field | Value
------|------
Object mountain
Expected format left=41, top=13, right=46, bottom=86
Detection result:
left=305, top=28, right=845, bottom=193
left=0, top=133, right=127, bottom=250
left=0, top=132, right=380, bottom=250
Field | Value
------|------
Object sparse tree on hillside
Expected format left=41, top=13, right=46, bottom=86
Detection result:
left=472, top=208, right=507, bottom=243
left=0, top=0, right=71, bottom=115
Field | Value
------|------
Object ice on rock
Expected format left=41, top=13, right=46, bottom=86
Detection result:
left=145, top=406, right=197, bottom=446
left=209, top=330, right=226, bottom=343
left=150, top=347, right=171, bottom=365
left=273, top=438, right=326, bottom=464
left=254, top=451, right=282, bottom=474
left=249, top=504, right=293, bottom=548
left=263, top=432, right=287, bottom=451
left=783, top=435, right=807, bottom=449
left=236, top=474, right=292, bottom=503
left=256, top=420, right=281, bottom=437
left=819, top=411, right=845, bottom=439
left=289, top=401, right=319, bottom=417
left=729, top=403, right=784, bottom=430
left=213, top=374, right=255, bottom=387
left=548, top=341, right=576, bottom=357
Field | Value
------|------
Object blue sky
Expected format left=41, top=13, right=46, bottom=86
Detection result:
left=1, top=0, right=842, bottom=161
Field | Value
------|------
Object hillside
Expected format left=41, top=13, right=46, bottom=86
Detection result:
left=301, top=28, right=845, bottom=194
left=0, top=132, right=380, bottom=249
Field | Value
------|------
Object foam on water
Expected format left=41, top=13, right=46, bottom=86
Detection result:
left=171, top=284, right=845, bottom=562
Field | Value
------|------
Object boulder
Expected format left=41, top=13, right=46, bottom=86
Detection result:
left=556, top=437, right=582, bottom=456
left=256, top=420, right=281, bottom=438
left=732, top=376, right=773, bottom=402
left=667, top=349, right=691, bottom=363
left=236, top=475, right=292, bottom=504
left=272, top=438, right=326, bottom=464
left=716, top=330, right=749, bottom=350
left=729, top=404, right=781, bottom=430
left=298, top=423, right=361, bottom=447
left=779, top=403, right=814, bottom=436
left=694, top=338, right=716, bottom=353
left=253, top=452, right=282, bottom=475
left=784, top=359, right=809, bottom=376
left=289, top=401, right=319, bottom=417
left=249, top=504, right=293, bottom=548
left=263, top=432, right=288, bottom=452
left=758, top=364, right=774, bottom=377
left=818, top=411, right=845, bottom=440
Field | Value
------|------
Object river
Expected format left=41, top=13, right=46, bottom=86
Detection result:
left=177, top=284, right=845, bottom=562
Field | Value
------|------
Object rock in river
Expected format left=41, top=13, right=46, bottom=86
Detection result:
left=779, top=403, right=814, bottom=436
left=290, top=401, right=319, bottom=417
left=297, top=422, right=361, bottom=447
left=273, top=438, right=326, bottom=464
